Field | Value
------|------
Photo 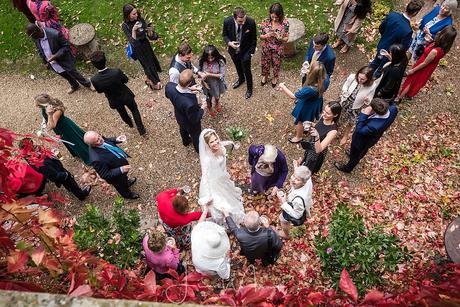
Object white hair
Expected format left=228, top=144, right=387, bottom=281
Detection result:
left=244, top=211, right=260, bottom=231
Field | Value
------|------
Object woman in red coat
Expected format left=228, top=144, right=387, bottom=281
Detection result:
left=156, top=187, right=209, bottom=249
left=397, top=26, right=457, bottom=101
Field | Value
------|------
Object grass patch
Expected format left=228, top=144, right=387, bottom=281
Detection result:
left=1, top=0, right=394, bottom=73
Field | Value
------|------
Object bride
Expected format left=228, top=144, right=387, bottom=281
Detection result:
left=198, top=128, right=245, bottom=225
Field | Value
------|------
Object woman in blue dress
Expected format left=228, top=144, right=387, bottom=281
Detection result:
left=278, top=62, right=327, bottom=143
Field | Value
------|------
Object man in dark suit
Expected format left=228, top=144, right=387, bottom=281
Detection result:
left=19, top=139, right=91, bottom=200
left=302, top=32, right=336, bottom=84
left=165, top=69, right=206, bottom=152
left=90, top=51, right=146, bottom=136
left=222, top=7, right=257, bottom=99
left=369, top=0, right=424, bottom=77
left=84, top=131, right=139, bottom=199
left=26, top=23, right=92, bottom=95
left=335, top=98, right=398, bottom=173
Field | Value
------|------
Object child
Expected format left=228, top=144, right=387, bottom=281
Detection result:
left=198, top=45, right=227, bottom=117
left=142, top=230, right=185, bottom=281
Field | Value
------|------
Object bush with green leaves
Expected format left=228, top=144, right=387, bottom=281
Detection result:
left=74, top=197, right=142, bottom=269
left=315, top=204, right=411, bottom=294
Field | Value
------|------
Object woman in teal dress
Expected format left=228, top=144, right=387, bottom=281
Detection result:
left=34, top=94, right=90, bottom=165
left=278, top=62, right=327, bottom=144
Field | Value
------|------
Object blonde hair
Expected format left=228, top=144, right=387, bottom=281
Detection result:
left=34, top=94, right=66, bottom=113
left=304, top=62, right=326, bottom=97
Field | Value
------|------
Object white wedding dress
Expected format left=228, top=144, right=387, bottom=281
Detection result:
left=198, top=129, right=245, bottom=225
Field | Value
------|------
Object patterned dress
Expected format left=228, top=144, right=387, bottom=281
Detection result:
left=202, top=59, right=227, bottom=98
left=259, top=18, right=289, bottom=79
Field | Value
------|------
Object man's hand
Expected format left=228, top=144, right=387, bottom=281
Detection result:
left=197, top=71, right=207, bottom=79
left=121, top=165, right=131, bottom=173
left=362, top=106, right=373, bottom=115
left=116, top=135, right=127, bottom=143
left=228, top=41, right=238, bottom=49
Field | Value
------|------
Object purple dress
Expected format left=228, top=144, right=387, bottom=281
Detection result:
left=248, top=145, right=288, bottom=193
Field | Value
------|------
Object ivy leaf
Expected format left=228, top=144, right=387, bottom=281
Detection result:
left=31, top=245, right=45, bottom=266
left=69, top=284, right=93, bottom=297
left=362, top=289, right=384, bottom=303
left=38, top=209, right=60, bottom=225
left=7, top=250, right=29, bottom=273
left=339, top=269, right=358, bottom=302
left=143, top=271, right=157, bottom=295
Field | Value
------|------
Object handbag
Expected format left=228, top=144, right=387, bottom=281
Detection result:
left=282, top=196, right=307, bottom=226
left=125, top=43, right=136, bottom=60
left=301, top=140, right=319, bottom=171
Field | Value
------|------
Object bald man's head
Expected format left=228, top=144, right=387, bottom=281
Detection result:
left=178, top=69, right=193, bottom=87
left=84, top=131, right=104, bottom=146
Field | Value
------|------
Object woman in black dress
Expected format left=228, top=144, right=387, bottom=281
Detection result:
left=298, top=101, right=342, bottom=174
left=375, top=44, right=408, bottom=101
left=122, top=3, right=162, bottom=90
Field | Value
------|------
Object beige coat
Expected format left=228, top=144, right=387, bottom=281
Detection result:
left=340, top=74, right=382, bottom=110
left=334, top=0, right=365, bottom=42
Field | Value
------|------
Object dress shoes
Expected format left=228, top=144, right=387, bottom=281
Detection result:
left=67, top=87, right=79, bottom=94
left=125, top=192, right=140, bottom=200
left=245, top=90, right=252, bottom=99
left=232, top=79, right=245, bottom=89
left=334, top=162, right=351, bottom=173
left=128, top=177, right=137, bottom=186
left=78, top=186, right=92, bottom=201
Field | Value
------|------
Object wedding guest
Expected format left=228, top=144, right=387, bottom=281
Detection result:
left=19, top=139, right=91, bottom=201
left=84, top=131, right=139, bottom=199
left=299, top=101, right=342, bottom=174
left=220, top=209, right=283, bottom=265
left=156, top=187, right=210, bottom=249
left=332, top=0, right=372, bottom=53
left=165, top=69, right=206, bottom=152
left=142, top=230, right=185, bottom=281
left=374, top=44, right=408, bottom=100
left=198, top=129, right=245, bottom=225
left=398, top=26, right=457, bottom=101
left=223, top=7, right=257, bottom=99
left=12, top=0, right=35, bottom=22
left=302, top=32, right=336, bottom=84
left=122, top=3, right=162, bottom=90
left=278, top=165, right=313, bottom=239
left=169, top=42, right=206, bottom=85
left=335, top=98, right=398, bottom=173
left=26, top=23, right=92, bottom=94
left=339, top=66, right=381, bottom=145
left=407, top=0, right=456, bottom=63
left=191, top=206, right=231, bottom=280
left=34, top=94, right=90, bottom=165
left=198, top=45, right=227, bottom=117
left=248, top=144, right=288, bottom=195
left=278, top=62, right=327, bottom=144
left=369, top=0, right=424, bottom=77
left=90, top=51, right=146, bottom=136
left=259, top=2, right=289, bottom=87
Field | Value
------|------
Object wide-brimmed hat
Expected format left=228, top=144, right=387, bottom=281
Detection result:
left=260, top=144, right=278, bottom=163
left=191, top=221, right=230, bottom=259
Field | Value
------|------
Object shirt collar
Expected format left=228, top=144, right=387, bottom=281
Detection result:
left=369, top=110, right=390, bottom=119
left=403, top=13, right=411, bottom=21
left=98, top=67, right=108, bottom=72
left=175, top=54, right=187, bottom=66
left=176, top=84, right=193, bottom=94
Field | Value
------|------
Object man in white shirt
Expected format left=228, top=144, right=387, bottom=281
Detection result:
left=26, top=23, right=93, bottom=94
left=168, top=42, right=205, bottom=84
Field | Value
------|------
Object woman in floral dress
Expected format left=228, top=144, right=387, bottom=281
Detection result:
left=259, top=2, right=289, bottom=87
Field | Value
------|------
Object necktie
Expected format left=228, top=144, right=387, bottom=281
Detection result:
left=102, top=143, right=128, bottom=159
left=236, top=25, right=242, bottom=42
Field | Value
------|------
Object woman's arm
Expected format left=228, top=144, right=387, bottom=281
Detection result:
left=312, top=129, right=338, bottom=153
left=408, top=49, right=437, bottom=75
left=46, top=110, right=62, bottom=130
left=198, top=205, right=209, bottom=223
left=278, top=83, right=296, bottom=100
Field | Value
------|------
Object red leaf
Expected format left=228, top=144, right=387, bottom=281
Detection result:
left=7, top=250, right=29, bottom=273
left=31, top=245, right=45, bottom=266
left=0, top=227, right=14, bottom=250
left=307, top=292, right=326, bottom=304
left=143, top=271, right=157, bottom=295
left=183, top=272, right=205, bottom=283
left=362, top=290, right=384, bottom=303
left=0, top=281, right=44, bottom=292
left=339, top=269, right=358, bottom=302
left=69, top=284, right=93, bottom=297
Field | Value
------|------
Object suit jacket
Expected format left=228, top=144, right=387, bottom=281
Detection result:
left=305, top=40, right=336, bottom=77
left=222, top=16, right=257, bottom=60
left=225, top=216, right=283, bottom=265
left=165, top=82, right=204, bottom=132
left=351, top=104, right=398, bottom=151
left=33, top=157, right=68, bottom=187
left=91, top=68, right=135, bottom=109
left=33, top=27, right=75, bottom=71
left=377, top=12, right=412, bottom=51
left=88, top=138, right=129, bottom=184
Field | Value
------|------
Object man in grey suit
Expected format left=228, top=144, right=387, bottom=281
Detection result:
left=26, top=23, right=93, bottom=94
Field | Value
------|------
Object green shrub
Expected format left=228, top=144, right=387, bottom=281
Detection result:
left=74, top=197, right=142, bottom=269
left=315, top=204, right=411, bottom=294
